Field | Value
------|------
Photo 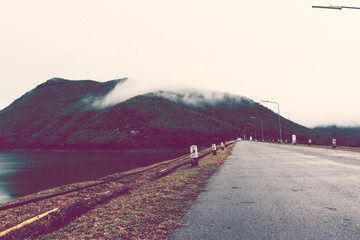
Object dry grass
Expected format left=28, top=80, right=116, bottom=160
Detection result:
left=37, top=146, right=234, bottom=239
left=295, top=144, right=360, bottom=153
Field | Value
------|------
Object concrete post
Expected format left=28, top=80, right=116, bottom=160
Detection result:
left=190, top=145, right=199, bottom=166
left=212, top=143, right=217, bottom=155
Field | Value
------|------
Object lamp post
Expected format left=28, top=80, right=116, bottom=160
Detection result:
left=260, top=100, right=282, bottom=143
left=250, top=117, right=264, bottom=141
left=247, top=123, right=256, bottom=141
left=312, top=5, right=360, bottom=10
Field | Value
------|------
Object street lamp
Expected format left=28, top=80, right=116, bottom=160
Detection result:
left=260, top=100, right=282, bottom=143
left=250, top=117, right=264, bottom=141
left=247, top=123, right=256, bottom=141
left=312, top=5, right=360, bottom=10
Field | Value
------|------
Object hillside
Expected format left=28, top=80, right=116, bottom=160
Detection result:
left=0, top=78, right=331, bottom=150
left=314, top=126, right=360, bottom=147
left=155, top=91, right=330, bottom=144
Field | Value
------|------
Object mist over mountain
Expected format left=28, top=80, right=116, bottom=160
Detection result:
left=0, top=78, right=332, bottom=150
left=153, top=90, right=250, bottom=108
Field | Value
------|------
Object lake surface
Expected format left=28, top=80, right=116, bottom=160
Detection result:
left=0, top=149, right=187, bottom=203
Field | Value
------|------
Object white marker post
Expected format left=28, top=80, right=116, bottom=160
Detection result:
left=190, top=145, right=199, bottom=167
left=212, top=143, right=217, bottom=155
left=292, top=134, right=297, bottom=145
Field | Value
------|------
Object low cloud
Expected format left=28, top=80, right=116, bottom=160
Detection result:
left=89, top=78, right=249, bottom=109
left=91, top=78, right=162, bottom=108
left=154, top=89, right=248, bottom=108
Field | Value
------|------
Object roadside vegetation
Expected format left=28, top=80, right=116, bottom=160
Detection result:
left=313, top=125, right=360, bottom=147
left=297, top=143, right=360, bottom=153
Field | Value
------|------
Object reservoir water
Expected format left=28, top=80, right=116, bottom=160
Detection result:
left=0, top=149, right=187, bottom=203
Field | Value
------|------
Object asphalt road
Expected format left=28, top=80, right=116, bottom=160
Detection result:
left=170, top=141, right=360, bottom=240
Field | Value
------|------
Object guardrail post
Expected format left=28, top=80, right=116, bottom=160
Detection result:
left=212, top=143, right=217, bottom=155
left=190, top=145, right=199, bottom=166
left=292, top=134, right=297, bottom=145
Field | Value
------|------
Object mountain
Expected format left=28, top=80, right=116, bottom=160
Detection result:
left=0, top=78, right=331, bottom=150
left=155, top=91, right=331, bottom=144
left=313, top=126, right=360, bottom=147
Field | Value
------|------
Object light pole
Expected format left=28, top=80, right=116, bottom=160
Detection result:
left=250, top=117, right=264, bottom=141
left=312, top=5, right=360, bottom=10
left=247, top=123, right=256, bottom=141
left=260, top=100, right=282, bottom=143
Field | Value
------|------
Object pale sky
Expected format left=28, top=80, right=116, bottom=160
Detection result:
left=1, top=0, right=360, bottom=128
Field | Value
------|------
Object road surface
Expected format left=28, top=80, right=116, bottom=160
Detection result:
left=170, top=141, right=360, bottom=240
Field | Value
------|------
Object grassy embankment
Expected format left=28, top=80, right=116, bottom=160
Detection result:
left=293, top=143, right=360, bottom=153
left=0, top=144, right=234, bottom=239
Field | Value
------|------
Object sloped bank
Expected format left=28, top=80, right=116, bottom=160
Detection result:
left=0, top=143, right=235, bottom=239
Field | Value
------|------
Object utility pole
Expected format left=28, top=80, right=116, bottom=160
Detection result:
left=260, top=100, right=282, bottom=143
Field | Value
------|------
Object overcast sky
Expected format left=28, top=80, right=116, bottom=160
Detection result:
left=1, top=0, right=360, bottom=128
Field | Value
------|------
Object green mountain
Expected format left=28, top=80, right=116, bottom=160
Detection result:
left=155, top=91, right=331, bottom=144
left=314, top=126, right=360, bottom=147
left=0, top=78, right=331, bottom=150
